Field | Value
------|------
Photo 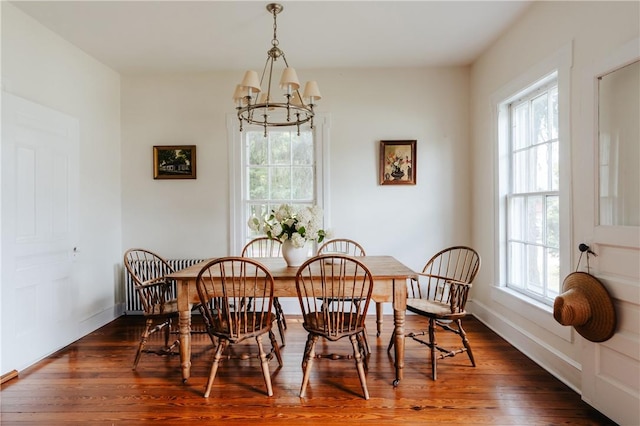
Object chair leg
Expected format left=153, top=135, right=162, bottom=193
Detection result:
left=273, top=297, right=286, bottom=346
left=301, top=333, right=314, bottom=372
left=300, top=334, right=318, bottom=398
left=376, top=302, right=383, bottom=337
left=360, top=329, right=371, bottom=356
left=387, top=329, right=395, bottom=353
left=274, top=297, right=287, bottom=329
left=204, top=339, right=227, bottom=398
left=164, top=318, right=171, bottom=348
left=457, top=319, right=476, bottom=367
left=268, top=329, right=283, bottom=366
left=350, top=334, right=370, bottom=400
left=132, top=318, right=153, bottom=370
left=429, top=318, right=437, bottom=380
left=256, top=334, right=274, bottom=397
left=355, top=332, right=369, bottom=370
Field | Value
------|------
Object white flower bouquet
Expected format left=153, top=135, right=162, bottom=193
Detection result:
left=248, top=204, right=327, bottom=248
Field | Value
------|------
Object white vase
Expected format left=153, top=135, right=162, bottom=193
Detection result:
left=282, top=240, right=308, bottom=267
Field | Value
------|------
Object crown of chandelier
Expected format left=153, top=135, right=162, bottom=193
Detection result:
left=233, top=3, right=321, bottom=137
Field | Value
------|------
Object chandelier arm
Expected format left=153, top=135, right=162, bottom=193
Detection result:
left=260, top=56, right=272, bottom=105
left=267, top=57, right=275, bottom=106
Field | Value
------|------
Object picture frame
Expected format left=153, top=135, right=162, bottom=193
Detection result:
left=379, top=140, right=416, bottom=185
left=153, top=145, right=197, bottom=179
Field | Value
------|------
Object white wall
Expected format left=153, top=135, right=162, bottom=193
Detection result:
left=1, top=3, right=122, bottom=328
left=469, top=0, right=639, bottom=417
left=121, top=67, right=471, bottom=271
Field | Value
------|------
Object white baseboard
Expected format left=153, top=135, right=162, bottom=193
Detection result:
left=468, top=299, right=582, bottom=394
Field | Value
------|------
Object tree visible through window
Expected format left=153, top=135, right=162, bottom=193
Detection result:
left=505, top=77, right=560, bottom=304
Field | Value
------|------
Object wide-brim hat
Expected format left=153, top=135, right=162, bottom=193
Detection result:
left=553, top=272, right=616, bottom=342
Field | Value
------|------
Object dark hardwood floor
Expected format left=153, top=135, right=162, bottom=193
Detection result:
left=1, top=314, right=615, bottom=425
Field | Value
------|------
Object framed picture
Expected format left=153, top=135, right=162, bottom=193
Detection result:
left=153, top=145, right=197, bottom=179
left=379, top=140, right=416, bottom=185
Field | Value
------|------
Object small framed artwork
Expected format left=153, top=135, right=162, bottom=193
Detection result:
left=379, top=140, right=416, bottom=185
left=153, top=145, right=197, bottom=179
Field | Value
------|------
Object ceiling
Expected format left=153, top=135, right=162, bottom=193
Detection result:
left=10, top=1, right=533, bottom=74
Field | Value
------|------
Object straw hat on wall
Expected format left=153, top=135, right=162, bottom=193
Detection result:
left=553, top=272, right=616, bottom=343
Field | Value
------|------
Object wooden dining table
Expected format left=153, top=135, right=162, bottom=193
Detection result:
left=167, top=255, right=417, bottom=386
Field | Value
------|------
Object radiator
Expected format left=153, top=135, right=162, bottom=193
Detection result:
left=124, top=258, right=206, bottom=314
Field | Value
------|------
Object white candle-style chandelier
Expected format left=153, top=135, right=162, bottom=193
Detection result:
left=233, top=3, right=321, bottom=137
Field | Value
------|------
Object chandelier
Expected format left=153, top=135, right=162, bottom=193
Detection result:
left=233, top=3, right=321, bottom=137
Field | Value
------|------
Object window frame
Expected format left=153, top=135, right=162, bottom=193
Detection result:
left=493, top=44, right=572, bottom=313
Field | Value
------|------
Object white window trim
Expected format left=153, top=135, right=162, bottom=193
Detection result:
left=490, top=42, right=573, bottom=339
left=226, top=113, right=331, bottom=255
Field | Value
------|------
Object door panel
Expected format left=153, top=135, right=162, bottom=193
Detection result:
left=1, top=92, right=79, bottom=374
left=577, top=38, right=640, bottom=425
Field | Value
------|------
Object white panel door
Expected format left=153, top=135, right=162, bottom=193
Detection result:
left=1, top=92, right=79, bottom=374
left=576, top=38, right=640, bottom=426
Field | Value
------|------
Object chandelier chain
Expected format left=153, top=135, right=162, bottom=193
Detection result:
left=272, top=7, right=279, bottom=48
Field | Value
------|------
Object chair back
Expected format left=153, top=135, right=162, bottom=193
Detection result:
left=316, top=238, right=366, bottom=256
left=409, top=246, right=480, bottom=313
left=242, top=237, right=283, bottom=258
left=196, top=257, right=274, bottom=343
left=296, top=255, right=374, bottom=341
left=124, top=248, right=175, bottom=315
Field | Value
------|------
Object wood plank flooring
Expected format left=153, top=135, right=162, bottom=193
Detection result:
left=1, top=315, right=615, bottom=425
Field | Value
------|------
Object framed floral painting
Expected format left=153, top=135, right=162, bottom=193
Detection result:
left=379, top=140, right=416, bottom=185
left=153, top=145, right=197, bottom=179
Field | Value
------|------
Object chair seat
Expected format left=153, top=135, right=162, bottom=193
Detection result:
left=407, top=298, right=466, bottom=319
left=208, top=312, right=271, bottom=340
left=302, top=312, right=364, bottom=338
left=145, top=300, right=195, bottom=317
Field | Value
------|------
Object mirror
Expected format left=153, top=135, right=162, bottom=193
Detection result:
left=598, top=59, right=639, bottom=226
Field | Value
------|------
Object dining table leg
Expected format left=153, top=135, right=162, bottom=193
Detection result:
left=177, top=279, right=192, bottom=383
left=393, top=307, right=405, bottom=386
left=376, top=302, right=383, bottom=337
left=392, top=278, right=407, bottom=386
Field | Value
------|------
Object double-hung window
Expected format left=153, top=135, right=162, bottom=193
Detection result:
left=228, top=115, right=327, bottom=255
left=503, top=75, right=561, bottom=305
left=246, top=129, right=316, bottom=235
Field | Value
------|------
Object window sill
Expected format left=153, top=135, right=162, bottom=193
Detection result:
left=491, top=286, right=573, bottom=342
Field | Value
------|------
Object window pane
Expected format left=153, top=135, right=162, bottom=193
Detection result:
left=526, top=196, right=543, bottom=244
left=532, top=144, right=549, bottom=192
left=292, top=167, right=313, bottom=200
left=526, top=244, right=544, bottom=296
left=271, top=167, right=291, bottom=199
left=270, top=132, right=291, bottom=165
left=247, top=133, right=267, bottom=165
left=247, top=203, right=269, bottom=237
left=509, top=196, right=525, bottom=241
left=512, top=103, right=529, bottom=150
left=509, top=242, right=525, bottom=288
left=551, top=141, right=559, bottom=191
left=532, top=93, right=549, bottom=143
left=513, top=151, right=528, bottom=193
left=248, top=167, right=268, bottom=200
left=546, top=247, right=560, bottom=297
left=546, top=195, right=559, bottom=248
left=292, top=132, right=313, bottom=165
